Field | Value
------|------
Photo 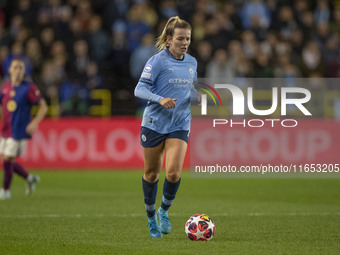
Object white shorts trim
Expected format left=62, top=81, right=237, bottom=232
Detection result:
left=0, top=137, right=27, bottom=158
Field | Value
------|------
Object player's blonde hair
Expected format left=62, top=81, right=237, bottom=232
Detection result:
left=155, top=16, right=192, bottom=52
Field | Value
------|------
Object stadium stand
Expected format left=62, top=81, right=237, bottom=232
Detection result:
left=0, top=0, right=339, bottom=116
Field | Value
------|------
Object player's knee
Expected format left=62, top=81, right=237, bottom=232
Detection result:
left=166, top=171, right=180, bottom=183
left=144, top=171, right=159, bottom=183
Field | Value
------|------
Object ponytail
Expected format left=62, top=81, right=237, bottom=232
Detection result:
left=155, top=16, right=191, bottom=52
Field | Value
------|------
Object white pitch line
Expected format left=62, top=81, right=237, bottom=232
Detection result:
left=0, top=212, right=340, bottom=218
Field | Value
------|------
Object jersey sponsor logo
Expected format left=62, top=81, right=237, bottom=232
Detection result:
left=7, top=100, right=17, bottom=112
left=189, top=67, right=194, bottom=74
left=144, top=64, right=152, bottom=72
left=169, top=78, right=193, bottom=84
left=141, top=72, right=151, bottom=79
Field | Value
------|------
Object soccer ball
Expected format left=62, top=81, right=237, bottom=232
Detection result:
left=185, top=214, right=215, bottom=241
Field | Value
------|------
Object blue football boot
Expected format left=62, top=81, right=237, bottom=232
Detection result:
left=147, top=214, right=162, bottom=238
left=157, top=207, right=171, bottom=234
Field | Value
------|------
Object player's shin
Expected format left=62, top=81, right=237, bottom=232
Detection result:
left=142, top=177, right=158, bottom=217
left=161, top=177, right=181, bottom=211
left=12, top=162, right=29, bottom=179
left=3, top=160, right=14, bottom=190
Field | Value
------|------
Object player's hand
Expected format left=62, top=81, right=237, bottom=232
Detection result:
left=197, top=93, right=202, bottom=103
left=160, top=98, right=178, bottom=109
left=26, top=121, right=38, bottom=135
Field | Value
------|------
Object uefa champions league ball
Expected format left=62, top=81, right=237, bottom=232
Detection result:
left=185, top=214, right=215, bottom=241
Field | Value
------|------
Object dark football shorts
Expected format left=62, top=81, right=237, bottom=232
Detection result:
left=140, top=127, right=189, bottom=147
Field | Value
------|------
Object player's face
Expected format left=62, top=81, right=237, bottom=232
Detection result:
left=167, top=28, right=191, bottom=59
left=9, top=60, right=25, bottom=84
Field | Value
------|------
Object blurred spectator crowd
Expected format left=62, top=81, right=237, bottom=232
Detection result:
left=0, top=0, right=340, bottom=115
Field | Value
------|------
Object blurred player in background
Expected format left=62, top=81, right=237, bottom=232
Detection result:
left=0, top=58, right=48, bottom=200
left=135, top=16, right=198, bottom=238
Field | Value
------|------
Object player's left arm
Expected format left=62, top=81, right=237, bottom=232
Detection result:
left=0, top=89, right=2, bottom=118
left=26, top=98, right=48, bottom=135
left=190, top=62, right=201, bottom=103
left=26, top=83, right=48, bottom=135
left=26, top=83, right=48, bottom=134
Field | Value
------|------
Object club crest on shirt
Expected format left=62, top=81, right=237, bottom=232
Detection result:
left=141, top=134, right=147, bottom=142
left=189, top=67, right=194, bottom=74
left=7, top=100, right=17, bottom=112
left=144, top=64, right=152, bottom=72
left=9, top=90, right=16, bottom=98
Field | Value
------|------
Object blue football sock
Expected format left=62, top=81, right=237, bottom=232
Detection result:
left=142, top=177, right=158, bottom=217
left=161, top=177, right=181, bottom=211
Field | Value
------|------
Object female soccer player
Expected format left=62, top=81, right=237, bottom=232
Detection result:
left=0, top=58, right=47, bottom=200
left=134, top=16, right=198, bottom=238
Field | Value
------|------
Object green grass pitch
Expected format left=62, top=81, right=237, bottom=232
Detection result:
left=1, top=170, right=340, bottom=255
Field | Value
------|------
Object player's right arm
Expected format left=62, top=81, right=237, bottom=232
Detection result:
left=135, top=83, right=177, bottom=108
left=134, top=56, right=177, bottom=109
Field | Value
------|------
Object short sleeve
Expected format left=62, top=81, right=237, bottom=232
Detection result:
left=28, top=83, right=42, bottom=104
left=138, top=55, right=162, bottom=86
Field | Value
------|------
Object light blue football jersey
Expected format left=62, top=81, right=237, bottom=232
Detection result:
left=135, top=47, right=197, bottom=134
